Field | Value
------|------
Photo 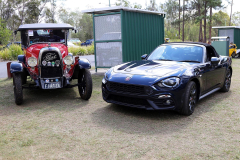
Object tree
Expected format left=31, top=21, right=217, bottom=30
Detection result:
left=0, top=18, right=11, bottom=44
left=232, top=12, right=240, bottom=26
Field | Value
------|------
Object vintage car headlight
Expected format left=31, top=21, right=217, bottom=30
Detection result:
left=27, top=57, right=37, bottom=67
left=63, top=55, right=73, bottom=65
left=158, top=77, right=180, bottom=88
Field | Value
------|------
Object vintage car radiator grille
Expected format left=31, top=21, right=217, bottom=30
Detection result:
left=106, top=82, right=145, bottom=95
left=40, top=51, right=62, bottom=78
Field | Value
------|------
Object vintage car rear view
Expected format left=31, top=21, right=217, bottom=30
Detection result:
left=102, top=42, right=232, bottom=116
left=11, top=23, right=92, bottom=105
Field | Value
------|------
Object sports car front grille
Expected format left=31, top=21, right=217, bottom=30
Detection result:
left=40, top=51, right=62, bottom=78
left=106, top=82, right=145, bottom=95
left=108, top=95, right=149, bottom=106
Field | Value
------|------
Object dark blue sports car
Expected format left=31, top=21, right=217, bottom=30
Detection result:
left=102, top=42, right=232, bottom=115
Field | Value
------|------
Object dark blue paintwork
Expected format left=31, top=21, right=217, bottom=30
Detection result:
left=102, top=43, right=232, bottom=112
left=78, top=58, right=91, bottom=69
left=10, top=62, right=23, bottom=73
left=18, top=55, right=25, bottom=63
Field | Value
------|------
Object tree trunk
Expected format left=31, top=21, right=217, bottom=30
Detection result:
left=229, top=0, right=233, bottom=26
left=209, top=6, right=212, bottom=43
left=198, top=3, right=202, bottom=42
left=182, top=0, right=184, bottom=42
left=204, top=1, right=207, bottom=43
left=179, top=0, right=180, bottom=39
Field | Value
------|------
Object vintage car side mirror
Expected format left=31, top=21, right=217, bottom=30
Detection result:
left=141, top=54, right=148, bottom=60
left=211, top=57, right=220, bottom=66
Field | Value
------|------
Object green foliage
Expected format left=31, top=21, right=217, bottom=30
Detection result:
left=8, top=44, right=23, bottom=59
left=0, top=19, right=11, bottom=45
left=0, top=48, right=11, bottom=60
left=0, top=44, right=23, bottom=60
left=86, top=45, right=94, bottom=55
left=68, top=45, right=94, bottom=56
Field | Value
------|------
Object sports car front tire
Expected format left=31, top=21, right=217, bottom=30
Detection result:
left=180, top=81, right=197, bottom=116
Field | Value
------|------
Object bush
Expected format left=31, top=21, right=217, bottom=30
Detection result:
left=86, top=44, right=94, bottom=55
left=77, top=47, right=87, bottom=55
left=9, top=44, right=23, bottom=59
left=0, top=44, right=23, bottom=60
left=0, top=48, right=11, bottom=60
left=68, top=47, right=79, bottom=56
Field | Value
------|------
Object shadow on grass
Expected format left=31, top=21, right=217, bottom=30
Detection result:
left=91, top=90, right=232, bottom=135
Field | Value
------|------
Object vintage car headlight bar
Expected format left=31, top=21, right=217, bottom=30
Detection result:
left=63, top=55, right=74, bottom=65
left=27, top=57, right=38, bottom=67
left=158, top=77, right=180, bottom=88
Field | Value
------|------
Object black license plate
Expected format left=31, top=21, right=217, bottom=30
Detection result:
left=44, top=82, right=61, bottom=89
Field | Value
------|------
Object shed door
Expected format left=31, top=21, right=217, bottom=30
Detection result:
left=219, top=29, right=234, bottom=44
left=94, top=14, right=122, bottom=67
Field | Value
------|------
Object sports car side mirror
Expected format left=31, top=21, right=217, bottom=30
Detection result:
left=141, top=54, right=148, bottom=60
left=211, top=57, right=220, bottom=66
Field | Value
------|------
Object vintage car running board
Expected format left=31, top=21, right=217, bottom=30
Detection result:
left=199, top=87, right=221, bottom=100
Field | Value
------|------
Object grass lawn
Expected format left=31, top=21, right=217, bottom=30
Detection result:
left=0, top=61, right=240, bottom=159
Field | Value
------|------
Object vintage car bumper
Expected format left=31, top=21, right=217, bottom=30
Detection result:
left=102, top=80, right=186, bottom=111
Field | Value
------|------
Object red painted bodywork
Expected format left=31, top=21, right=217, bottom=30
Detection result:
left=24, top=43, right=76, bottom=80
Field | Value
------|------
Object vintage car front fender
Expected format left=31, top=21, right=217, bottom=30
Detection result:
left=78, top=58, right=91, bottom=69
left=10, top=62, right=23, bottom=73
left=18, top=55, right=25, bottom=63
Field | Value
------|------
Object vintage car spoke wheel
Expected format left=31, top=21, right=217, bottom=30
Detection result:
left=13, top=73, right=23, bottom=105
left=78, top=69, right=92, bottom=100
left=220, top=69, right=231, bottom=92
left=232, top=52, right=236, bottom=58
left=180, top=81, right=197, bottom=116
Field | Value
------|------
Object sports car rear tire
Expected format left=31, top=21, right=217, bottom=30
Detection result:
left=78, top=69, right=92, bottom=100
left=180, top=81, right=197, bottom=116
left=13, top=73, right=23, bottom=105
left=220, top=69, right=231, bottom=92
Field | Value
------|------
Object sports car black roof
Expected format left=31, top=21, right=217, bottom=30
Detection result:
left=17, top=23, right=74, bottom=31
left=165, top=42, right=212, bottom=47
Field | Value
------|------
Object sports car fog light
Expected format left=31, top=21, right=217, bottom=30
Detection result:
left=27, top=57, right=37, bottom=67
left=166, top=100, right=172, bottom=105
left=102, top=78, right=107, bottom=84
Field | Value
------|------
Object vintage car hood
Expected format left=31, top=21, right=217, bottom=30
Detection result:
left=25, top=43, right=68, bottom=58
left=107, top=60, right=197, bottom=86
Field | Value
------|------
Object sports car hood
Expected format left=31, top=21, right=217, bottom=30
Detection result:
left=107, top=60, right=197, bottom=86
left=114, top=60, right=195, bottom=77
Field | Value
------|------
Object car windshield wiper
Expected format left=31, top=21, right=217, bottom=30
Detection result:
left=178, top=60, right=200, bottom=63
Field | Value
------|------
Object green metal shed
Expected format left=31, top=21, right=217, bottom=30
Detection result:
left=82, top=7, right=165, bottom=72
left=212, top=26, right=240, bottom=47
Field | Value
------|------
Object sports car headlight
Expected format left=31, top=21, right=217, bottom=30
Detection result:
left=158, top=77, right=180, bottom=88
left=63, top=55, right=73, bottom=65
left=27, top=57, right=37, bottom=67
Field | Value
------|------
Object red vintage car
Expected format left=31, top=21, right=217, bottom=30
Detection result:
left=10, top=23, right=92, bottom=105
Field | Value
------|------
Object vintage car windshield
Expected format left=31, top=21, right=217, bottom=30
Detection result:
left=147, top=45, right=203, bottom=63
left=28, top=29, right=66, bottom=44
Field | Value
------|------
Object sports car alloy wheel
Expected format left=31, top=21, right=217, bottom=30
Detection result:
left=220, top=69, right=231, bottom=92
left=180, top=81, right=197, bottom=116
left=189, top=84, right=197, bottom=112
left=78, top=69, right=92, bottom=100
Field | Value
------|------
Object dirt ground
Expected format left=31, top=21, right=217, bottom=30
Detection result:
left=0, top=60, right=240, bottom=159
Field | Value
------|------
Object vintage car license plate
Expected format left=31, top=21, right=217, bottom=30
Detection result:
left=44, top=82, right=61, bottom=89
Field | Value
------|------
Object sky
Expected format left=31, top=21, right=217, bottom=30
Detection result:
left=56, top=0, right=240, bottom=15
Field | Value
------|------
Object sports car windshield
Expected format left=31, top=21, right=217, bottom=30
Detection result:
left=28, top=29, right=66, bottom=44
left=147, top=45, right=203, bottom=63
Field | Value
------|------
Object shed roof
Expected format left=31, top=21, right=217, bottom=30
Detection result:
left=17, top=23, right=74, bottom=31
left=82, top=6, right=165, bottom=16
left=212, top=26, right=240, bottom=29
